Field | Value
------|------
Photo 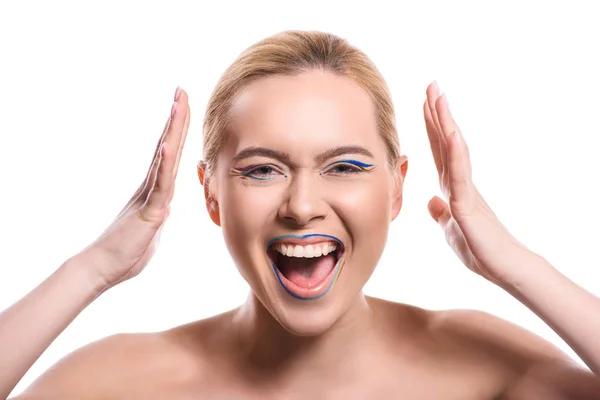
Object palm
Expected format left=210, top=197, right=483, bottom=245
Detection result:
left=423, top=83, right=527, bottom=283
left=80, top=89, right=191, bottom=289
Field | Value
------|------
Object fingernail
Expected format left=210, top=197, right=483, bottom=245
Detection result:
left=433, top=80, right=440, bottom=94
left=174, top=86, right=182, bottom=101
left=171, top=102, right=177, bottom=118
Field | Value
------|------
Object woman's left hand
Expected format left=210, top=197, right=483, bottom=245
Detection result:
left=423, top=82, right=534, bottom=284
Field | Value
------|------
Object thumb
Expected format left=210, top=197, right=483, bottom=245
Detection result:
left=428, top=195, right=452, bottom=226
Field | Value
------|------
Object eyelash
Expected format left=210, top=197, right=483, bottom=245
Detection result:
left=323, top=163, right=363, bottom=176
left=239, top=161, right=372, bottom=180
left=241, top=165, right=282, bottom=180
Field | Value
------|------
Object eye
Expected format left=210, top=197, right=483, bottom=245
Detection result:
left=242, top=165, right=282, bottom=180
left=325, top=163, right=363, bottom=175
left=323, top=160, right=375, bottom=176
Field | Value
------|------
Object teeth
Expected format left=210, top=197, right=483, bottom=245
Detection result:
left=275, top=242, right=338, bottom=258
left=293, top=245, right=303, bottom=257
left=314, top=246, right=322, bottom=257
left=305, top=246, right=315, bottom=258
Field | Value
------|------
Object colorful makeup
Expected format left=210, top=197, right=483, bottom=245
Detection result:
left=267, top=234, right=346, bottom=300
left=336, top=159, right=375, bottom=170
left=231, top=165, right=287, bottom=181
left=319, top=159, right=376, bottom=176
left=232, top=159, right=374, bottom=181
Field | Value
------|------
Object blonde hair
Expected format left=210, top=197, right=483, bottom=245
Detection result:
left=202, top=30, right=400, bottom=179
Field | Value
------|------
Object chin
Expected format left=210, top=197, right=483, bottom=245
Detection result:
left=268, top=296, right=346, bottom=337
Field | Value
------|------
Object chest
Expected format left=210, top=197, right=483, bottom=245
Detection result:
left=123, top=365, right=506, bottom=400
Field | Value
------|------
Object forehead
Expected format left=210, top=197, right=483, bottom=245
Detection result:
left=225, top=70, right=382, bottom=158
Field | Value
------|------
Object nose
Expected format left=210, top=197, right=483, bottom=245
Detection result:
left=277, top=171, right=328, bottom=227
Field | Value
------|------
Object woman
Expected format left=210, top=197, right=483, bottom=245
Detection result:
left=1, top=30, right=599, bottom=399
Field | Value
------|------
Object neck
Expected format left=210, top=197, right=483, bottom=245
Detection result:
left=231, top=292, right=377, bottom=379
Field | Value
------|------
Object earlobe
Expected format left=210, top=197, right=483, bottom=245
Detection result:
left=207, top=200, right=221, bottom=226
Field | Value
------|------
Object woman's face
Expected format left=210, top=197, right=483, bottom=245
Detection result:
left=210, top=70, right=406, bottom=335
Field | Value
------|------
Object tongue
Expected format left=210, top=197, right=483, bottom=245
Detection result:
left=277, top=254, right=336, bottom=288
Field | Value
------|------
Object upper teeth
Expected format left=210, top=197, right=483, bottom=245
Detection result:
left=275, top=242, right=338, bottom=258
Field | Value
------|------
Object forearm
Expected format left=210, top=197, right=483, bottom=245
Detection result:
left=0, top=256, right=104, bottom=399
left=501, top=253, right=600, bottom=376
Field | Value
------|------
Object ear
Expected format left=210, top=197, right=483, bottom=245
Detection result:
left=390, top=155, right=408, bottom=221
left=197, top=161, right=221, bottom=227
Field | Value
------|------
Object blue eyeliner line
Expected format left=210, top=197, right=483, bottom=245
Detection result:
left=238, top=173, right=274, bottom=181
left=337, top=159, right=374, bottom=168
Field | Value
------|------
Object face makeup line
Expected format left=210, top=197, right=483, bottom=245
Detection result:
left=228, top=147, right=376, bottom=300
left=230, top=164, right=288, bottom=181
left=267, top=233, right=346, bottom=300
left=229, top=145, right=377, bottom=180
left=230, top=158, right=376, bottom=181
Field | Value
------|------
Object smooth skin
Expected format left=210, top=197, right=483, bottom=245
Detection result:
left=1, top=77, right=600, bottom=399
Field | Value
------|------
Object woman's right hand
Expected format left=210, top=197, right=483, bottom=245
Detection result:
left=79, top=87, right=190, bottom=292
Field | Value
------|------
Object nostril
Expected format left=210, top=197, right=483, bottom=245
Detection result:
left=277, top=191, right=328, bottom=226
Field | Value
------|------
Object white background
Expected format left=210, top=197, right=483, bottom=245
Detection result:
left=1, top=0, right=599, bottom=395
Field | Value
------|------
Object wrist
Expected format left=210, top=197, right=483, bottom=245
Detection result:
left=494, top=250, right=554, bottom=296
left=59, top=254, right=112, bottom=300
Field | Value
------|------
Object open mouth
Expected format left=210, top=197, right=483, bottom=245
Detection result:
left=267, top=234, right=345, bottom=300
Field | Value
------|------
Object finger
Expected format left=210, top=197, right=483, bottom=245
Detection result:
left=143, top=89, right=185, bottom=186
left=141, top=142, right=174, bottom=217
left=172, top=99, right=190, bottom=177
left=426, top=82, right=443, bottom=131
left=426, top=82, right=448, bottom=173
left=435, top=94, right=472, bottom=177
left=157, top=88, right=189, bottom=176
left=434, top=95, right=474, bottom=209
left=117, top=92, right=180, bottom=219
left=427, top=195, right=452, bottom=226
left=132, top=108, right=173, bottom=198
left=423, top=100, right=443, bottom=176
left=446, top=130, right=472, bottom=204
left=153, top=118, right=172, bottom=162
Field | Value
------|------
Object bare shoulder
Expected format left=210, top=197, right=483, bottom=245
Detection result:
left=12, top=312, right=235, bottom=400
left=368, top=298, right=599, bottom=398
left=12, top=332, right=194, bottom=399
left=428, top=308, right=568, bottom=365
left=428, top=308, right=600, bottom=398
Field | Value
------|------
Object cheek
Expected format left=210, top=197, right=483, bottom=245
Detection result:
left=333, top=177, right=391, bottom=264
left=219, top=180, right=283, bottom=264
left=335, top=176, right=392, bottom=226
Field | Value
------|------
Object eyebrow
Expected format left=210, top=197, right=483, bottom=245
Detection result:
left=232, top=147, right=293, bottom=165
left=232, top=145, right=374, bottom=166
left=314, top=146, right=374, bottom=164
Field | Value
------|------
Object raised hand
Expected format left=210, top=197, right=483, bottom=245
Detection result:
left=80, top=87, right=190, bottom=291
left=423, top=82, right=530, bottom=284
